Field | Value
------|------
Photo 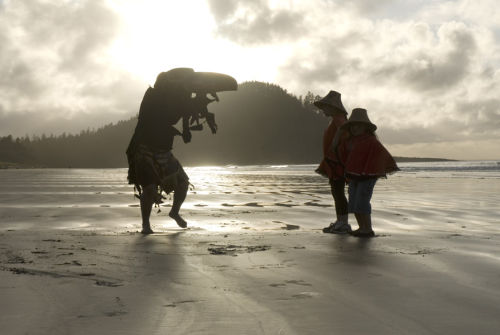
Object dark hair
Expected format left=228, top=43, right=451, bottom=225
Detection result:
left=348, top=122, right=377, bottom=138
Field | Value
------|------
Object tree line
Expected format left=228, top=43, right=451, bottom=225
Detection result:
left=1, top=82, right=327, bottom=168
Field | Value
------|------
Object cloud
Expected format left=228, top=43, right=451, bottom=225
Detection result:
left=0, top=108, right=131, bottom=138
left=417, top=0, right=500, bottom=29
left=334, top=0, right=396, bottom=15
left=206, top=0, right=241, bottom=21
left=207, top=0, right=307, bottom=45
left=278, top=18, right=481, bottom=95
left=270, top=0, right=500, bottom=159
left=389, top=138, right=500, bottom=160
left=0, top=0, right=144, bottom=136
left=455, top=98, right=500, bottom=134
left=375, top=94, right=500, bottom=158
left=0, top=0, right=499, bottom=159
left=372, top=22, right=477, bottom=92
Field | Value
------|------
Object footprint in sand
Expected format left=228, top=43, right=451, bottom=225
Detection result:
left=292, top=292, right=319, bottom=299
left=5, top=252, right=29, bottom=264
left=286, top=280, right=312, bottom=286
left=31, top=250, right=48, bottom=254
left=270, top=279, right=312, bottom=288
left=163, top=300, right=202, bottom=308
left=95, top=280, right=122, bottom=287
left=104, top=311, right=127, bottom=317
left=208, top=244, right=270, bottom=255
left=103, top=297, right=127, bottom=317
left=7, top=267, right=65, bottom=278
left=275, top=203, right=297, bottom=207
left=282, top=224, right=300, bottom=230
left=304, top=201, right=331, bottom=207
left=57, top=252, right=74, bottom=256
left=244, top=202, right=263, bottom=207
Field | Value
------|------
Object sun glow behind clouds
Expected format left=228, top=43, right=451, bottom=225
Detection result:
left=107, top=0, right=282, bottom=85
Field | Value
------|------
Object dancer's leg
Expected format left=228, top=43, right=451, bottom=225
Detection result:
left=140, top=184, right=157, bottom=234
left=169, top=178, right=189, bottom=228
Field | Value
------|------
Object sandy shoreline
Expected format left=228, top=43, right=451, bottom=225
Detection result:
left=2, top=226, right=500, bottom=335
left=1, top=168, right=500, bottom=334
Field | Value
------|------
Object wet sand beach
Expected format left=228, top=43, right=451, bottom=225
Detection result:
left=1, top=164, right=500, bottom=334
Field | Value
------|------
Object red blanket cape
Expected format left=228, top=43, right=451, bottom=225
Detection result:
left=341, top=133, right=399, bottom=178
left=316, top=115, right=346, bottom=179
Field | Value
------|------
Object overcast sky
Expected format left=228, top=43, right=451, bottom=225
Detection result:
left=0, top=0, right=499, bottom=159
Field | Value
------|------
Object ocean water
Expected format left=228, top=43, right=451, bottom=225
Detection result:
left=192, top=160, right=500, bottom=179
left=0, top=161, right=498, bottom=200
left=396, top=160, right=500, bottom=179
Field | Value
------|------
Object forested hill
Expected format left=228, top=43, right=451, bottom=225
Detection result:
left=0, top=82, right=329, bottom=168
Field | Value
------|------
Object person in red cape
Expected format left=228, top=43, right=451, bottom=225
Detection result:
left=314, top=91, right=352, bottom=234
left=334, top=108, right=399, bottom=237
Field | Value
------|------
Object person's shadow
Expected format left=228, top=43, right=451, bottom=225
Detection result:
left=130, top=230, right=187, bottom=284
left=328, top=234, right=377, bottom=265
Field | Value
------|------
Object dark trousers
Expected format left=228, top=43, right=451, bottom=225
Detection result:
left=330, top=178, right=348, bottom=217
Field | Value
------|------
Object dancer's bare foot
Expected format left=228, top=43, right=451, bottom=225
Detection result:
left=169, top=212, right=187, bottom=228
left=141, top=224, right=154, bottom=234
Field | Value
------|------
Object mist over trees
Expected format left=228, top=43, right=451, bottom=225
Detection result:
left=0, top=135, right=33, bottom=166
left=1, top=82, right=327, bottom=167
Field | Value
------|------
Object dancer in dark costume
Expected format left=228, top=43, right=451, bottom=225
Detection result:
left=126, top=68, right=237, bottom=234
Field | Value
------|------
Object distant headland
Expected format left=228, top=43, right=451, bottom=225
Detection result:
left=393, top=157, right=455, bottom=163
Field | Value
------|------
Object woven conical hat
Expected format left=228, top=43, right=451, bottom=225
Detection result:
left=342, top=108, right=377, bottom=131
left=314, top=91, right=347, bottom=114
